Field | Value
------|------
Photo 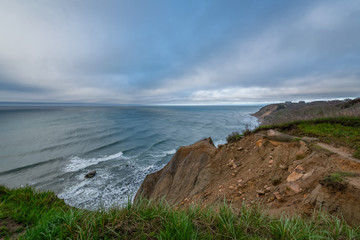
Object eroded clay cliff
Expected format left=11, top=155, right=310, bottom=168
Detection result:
left=135, top=132, right=360, bottom=225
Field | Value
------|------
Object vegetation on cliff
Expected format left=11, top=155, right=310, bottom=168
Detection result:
left=252, top=116, right=360, bottom=158
left=1, top=185, right=360, bottom=239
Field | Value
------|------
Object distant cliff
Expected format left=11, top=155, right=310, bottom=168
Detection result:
left=252, top=98, right=360, bottom=125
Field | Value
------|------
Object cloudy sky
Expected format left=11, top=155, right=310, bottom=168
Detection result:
left=0, top=0, right=359, bottom=105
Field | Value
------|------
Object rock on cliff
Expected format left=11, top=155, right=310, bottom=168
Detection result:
left=135, top=132, right=360, bottom=225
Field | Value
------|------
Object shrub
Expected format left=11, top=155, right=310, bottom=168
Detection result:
left=319, top=172, right=360, bottom=191
left=226, top=132, right=242, bottom=143
left=242, top=129, right=252, bottom=137
left=342, top=97, right=360, bottom=109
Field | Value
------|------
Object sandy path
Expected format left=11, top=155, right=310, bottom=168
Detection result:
left=316, top=142, right=360, bottom=162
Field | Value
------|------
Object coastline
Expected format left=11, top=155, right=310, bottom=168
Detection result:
left=251, top=98, right=360, bottom=126
left=1, top=101, right=360, bottom=238
left=134, top=101, right=360, bottom=225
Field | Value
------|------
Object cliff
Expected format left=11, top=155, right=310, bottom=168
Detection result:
left=135, top=130, right=360, bottom=225
left=135, top=137, right=217, bottom=205
left=252, top=98, right=360, bottom=125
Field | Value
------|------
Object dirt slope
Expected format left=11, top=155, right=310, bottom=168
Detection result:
left=135, top=133, right=360, bottom=225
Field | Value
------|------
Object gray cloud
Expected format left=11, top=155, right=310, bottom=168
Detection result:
left=0, top=0, right=359, bottom=104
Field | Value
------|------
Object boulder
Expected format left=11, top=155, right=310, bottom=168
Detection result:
left=287, top=165, right=305, bottom=182
left=256, top=190, right=265, bottom=195
left=85, top=171, right=96, bottom=178
left=273, top=191, right=282, bottom=200
left=286, top=182, right=301, bottom=194
left=287, top=171, right=303, bottom=182
left=266, top=130, right=295, bottom=142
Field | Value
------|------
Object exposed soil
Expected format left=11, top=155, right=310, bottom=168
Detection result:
left=0, top=218, right=24, bottom=240
left=136, top=132, right=360, bottom=225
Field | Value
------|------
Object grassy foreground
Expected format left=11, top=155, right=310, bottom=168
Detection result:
left=1, top=186, right=360, bottom=239
left=253, top=116, right=360, bottom=158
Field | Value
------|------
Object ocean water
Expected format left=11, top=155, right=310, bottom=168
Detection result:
left=0, top=105, right=261, bottom=209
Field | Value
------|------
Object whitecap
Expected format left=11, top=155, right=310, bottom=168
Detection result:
left=149, top=149, right=176, bottom=158
left=214, top=139, right=227, bottom=147
left=58, top=163, right=163, bottom=210
left=64, top=151, right=126, bottom=172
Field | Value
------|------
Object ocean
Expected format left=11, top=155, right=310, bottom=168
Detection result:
left=0, top=105, right=261, bottom=209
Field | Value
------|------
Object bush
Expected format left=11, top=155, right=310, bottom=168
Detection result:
left=243, top=129, right=252, bottom=136
left=342, top=97, right=360, bottom=109
left=226, top=132, right=242, bottom=143
left=319, top=172, right=360, bottom=191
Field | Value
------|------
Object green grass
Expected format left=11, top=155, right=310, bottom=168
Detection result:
left=319, top=172, right=360, bottom=191
left=1, top=186, right=360, bottom=239
left=322, top=172, right=360, bottom=184
left=253, top=116, right=360, bottom=158
left=226, top=131, right=243, bottom=143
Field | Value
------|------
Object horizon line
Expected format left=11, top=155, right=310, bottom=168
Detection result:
left=0, top=97, right=355, bottom=107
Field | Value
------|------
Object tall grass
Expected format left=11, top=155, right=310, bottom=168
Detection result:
left=1, top=186, right=359, bottom=239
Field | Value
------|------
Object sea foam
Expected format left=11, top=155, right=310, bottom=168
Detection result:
left=64, top=151, right=126, bottom=172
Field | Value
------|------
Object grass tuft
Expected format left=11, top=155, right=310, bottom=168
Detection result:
left=226, top=131, right=243, bottom=143
left=1, top=186, right=360, bottom=239
left=319, top=172, right=360, bottom=191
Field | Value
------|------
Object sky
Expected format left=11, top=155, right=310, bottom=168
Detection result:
left=0, top=0, right=359, bottom=105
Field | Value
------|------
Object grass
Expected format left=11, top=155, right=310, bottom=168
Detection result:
left=226, top=127, right=251, bottom=143
left=319, top=172, right=360, bottom=191
left=226, top=131, right=243, bottom=143
left=322, top=172, right=360, bottom=184
left=1, top=186, right=360, bottom=239
left=253, top=116, right=360, bottom=158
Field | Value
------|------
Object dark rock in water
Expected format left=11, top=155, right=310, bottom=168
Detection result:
left=85, top=171, right=96, bottom=178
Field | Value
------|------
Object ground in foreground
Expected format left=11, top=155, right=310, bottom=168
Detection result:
left=0, top=186, right=359, bottom=239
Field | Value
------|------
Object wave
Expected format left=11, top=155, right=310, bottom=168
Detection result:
left=59, top=126, right=123, bottom=142
left=122, top=145, right=148, bottom=155
left=214, top=139, right=227, bottom=147
left=85, top=138, right=130, bottom=154
left=58, top=163, right=162, bottom=210
left=149, top=138, right=171, bottom=149
left=0, top=157, right=63, bottom=175
left=149, top=149, right=176, bottom=158
left=64, top=151, right=127, bottom=172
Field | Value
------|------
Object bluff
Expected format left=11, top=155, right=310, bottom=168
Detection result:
left=252, top=98, right=360, bottom=125
left=135, top=138, right=217, bottom=205
left=135, top=131, right=360, bottom=225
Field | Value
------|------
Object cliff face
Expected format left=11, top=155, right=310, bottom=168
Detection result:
left=135, top=133, right=360, bottom=225
left=135, top=138, right=217, bottom=205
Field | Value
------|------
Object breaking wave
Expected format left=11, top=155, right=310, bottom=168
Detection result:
left=64, top=152, right=126, bottom=172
